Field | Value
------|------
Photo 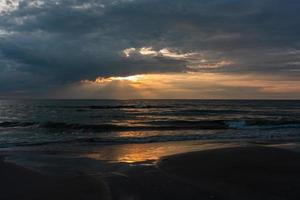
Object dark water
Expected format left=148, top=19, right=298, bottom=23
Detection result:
left=0, top=100, right=300, bottom=149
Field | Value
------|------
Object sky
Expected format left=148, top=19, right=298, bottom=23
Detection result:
left=0, top=0, right=300, bottom=99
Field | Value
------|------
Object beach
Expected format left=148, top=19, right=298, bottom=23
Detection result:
left=0, top=100, right=300, bottom=199
left=1, top=0, right=300, bottom=197
left=0, top=156, right=110, bottom=200
left=1, top=143, right=300, bottom=200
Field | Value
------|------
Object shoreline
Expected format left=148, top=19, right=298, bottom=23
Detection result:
left=1, top=142, right=300, bottom=199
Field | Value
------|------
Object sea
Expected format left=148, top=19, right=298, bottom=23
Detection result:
left=1, top=99, right=300, bottom=174
left=1, top=99, right=300, bottom=149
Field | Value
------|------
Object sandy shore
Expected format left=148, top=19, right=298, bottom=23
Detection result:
left=158, top=146, right=300, bottom=200
left=1, top=145, right=300, bottom=200
left=0, top=157, right=110, bottom=200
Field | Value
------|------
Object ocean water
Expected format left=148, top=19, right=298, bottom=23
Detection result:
left=0, top=100, right=300, bottom=150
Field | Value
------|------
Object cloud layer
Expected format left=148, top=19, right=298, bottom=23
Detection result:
left=0, top=0, right=300, bottom=98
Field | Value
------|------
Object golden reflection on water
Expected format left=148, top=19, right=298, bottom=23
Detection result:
left=83, top=141, right=234, bottom=163
left=117, top=131, right=148, bottom=138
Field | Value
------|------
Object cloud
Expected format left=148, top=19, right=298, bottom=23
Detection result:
left=122, top=47, right=233, bottom=69
left=0, top=0, right=19, bottom=15
left=0, top=0, right=299, bottom=97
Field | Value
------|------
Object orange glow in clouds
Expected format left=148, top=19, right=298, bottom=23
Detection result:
left=56, top=72, right=300, bottom=99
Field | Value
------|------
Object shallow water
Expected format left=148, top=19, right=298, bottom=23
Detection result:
left=3, top=141, right=238, bottom=175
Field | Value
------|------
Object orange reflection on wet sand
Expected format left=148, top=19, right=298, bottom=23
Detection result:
left=82, top=141, right=235, bottom=163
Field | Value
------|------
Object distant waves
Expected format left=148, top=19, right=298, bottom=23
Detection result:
left=0, top=100, right=300, bottom=148
left=1, top=118, right=300, bottom=131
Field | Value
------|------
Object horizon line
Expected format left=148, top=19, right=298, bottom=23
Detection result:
left=1, top=98, right=300, bottom=101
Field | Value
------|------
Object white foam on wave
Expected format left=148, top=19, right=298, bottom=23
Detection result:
left=226, top=120, right=247, bottom=129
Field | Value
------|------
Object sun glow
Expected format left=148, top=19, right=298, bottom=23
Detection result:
left=109, top=75, right=144, bottom=82
left=62, top=72, right=300, bottom=99
left=82, top=74, right=144, bottom=84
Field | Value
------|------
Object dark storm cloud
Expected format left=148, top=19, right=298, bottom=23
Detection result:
left=0, top=0, right=300, bottom=95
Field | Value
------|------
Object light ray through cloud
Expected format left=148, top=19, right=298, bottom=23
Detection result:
left=0, top=0, right=299, bottom=98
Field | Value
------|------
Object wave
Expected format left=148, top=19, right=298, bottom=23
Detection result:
left=1, top=119, right=300, bottom=131
left=39, top=121, right=227, bottom=131
left=0, top=121, right=226, bottom=131
left=226, top=119, right=300, bottom=129
left=6, top=130, right=300, bottom=148
left=40, top=105, right=174, bottom=110
left=0, top=121, right=37, bottom=128
left=89, top=105, right=173, bottom=109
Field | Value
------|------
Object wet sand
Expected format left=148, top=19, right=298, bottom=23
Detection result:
left=1, top=145, right=300, bottom=200
left=0, top=157, right=110, bottom=200
left=158, top=146, right=300, bottom=200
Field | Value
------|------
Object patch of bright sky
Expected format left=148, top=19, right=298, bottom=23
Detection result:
left=123, top=47, right=233, bottom=69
